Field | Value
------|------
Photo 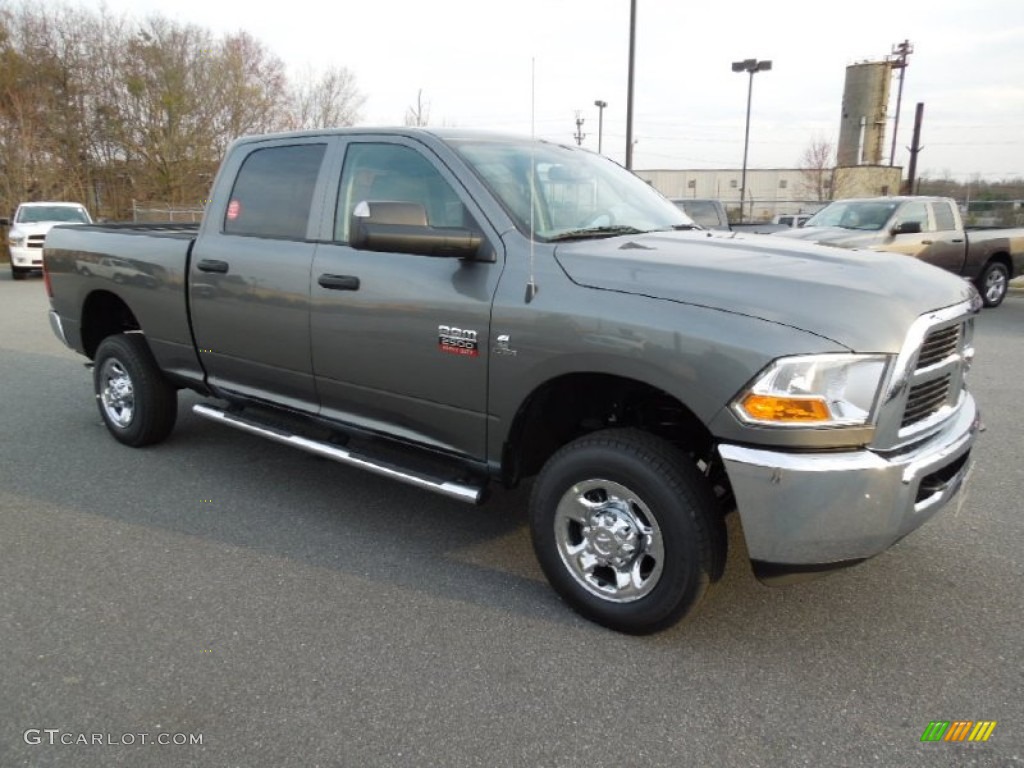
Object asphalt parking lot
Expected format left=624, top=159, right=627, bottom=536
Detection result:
left=1, top=272, right=1021, bottom=767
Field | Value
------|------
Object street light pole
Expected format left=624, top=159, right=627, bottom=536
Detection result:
left=888, top=39, right=913, bottom=167
left=625, top=0, right=637, bottom=169
left=594, top=100, right=607, bottom=154
left=731, top=58, right=772, bottom=223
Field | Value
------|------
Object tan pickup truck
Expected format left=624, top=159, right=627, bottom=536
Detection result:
left=775, top=196, right=1024, bottom=307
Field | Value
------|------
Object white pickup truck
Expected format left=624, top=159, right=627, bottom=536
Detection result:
left=3, top=202, right=92, bottom=280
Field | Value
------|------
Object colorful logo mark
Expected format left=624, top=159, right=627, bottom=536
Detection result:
left=920, top=721, right=997, bottom=742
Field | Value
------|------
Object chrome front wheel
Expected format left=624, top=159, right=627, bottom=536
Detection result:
left=554, top=479, right=664, bottom=602
left=530, top=429, right=724, bottom=634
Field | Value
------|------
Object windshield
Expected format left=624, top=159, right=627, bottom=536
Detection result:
left=16, top=205, right=90, bottom=224
left=449, top=138, right=695, bottom=240
left=804, top=200, right=898, bottom=231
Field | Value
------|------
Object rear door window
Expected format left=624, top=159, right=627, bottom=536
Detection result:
left=931, top=202, right=957, bottom=232
left=224, top=143, right=327, bottom=240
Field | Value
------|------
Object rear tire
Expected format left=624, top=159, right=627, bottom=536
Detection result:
left=93, top=334, right=178, bottom=447
left=529, top=428, right=725, bottom=634
left=976, top=261, right=1009, bottom=308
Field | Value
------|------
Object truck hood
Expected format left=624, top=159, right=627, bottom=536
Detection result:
left=553, top=231, right=975, bottom=353
left=772, top=225, right=884, bottom=249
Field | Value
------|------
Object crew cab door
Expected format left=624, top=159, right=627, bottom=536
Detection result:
left=189, top=138, right=331, bottom=411
left=885, top=201, right=963, bottom=273
left=309, top=138, right=503, bottom=458
left=925, top=200, right=967, bottom=273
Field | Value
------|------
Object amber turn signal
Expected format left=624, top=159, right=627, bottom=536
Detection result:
left=740, top=394, right=831, bottom=423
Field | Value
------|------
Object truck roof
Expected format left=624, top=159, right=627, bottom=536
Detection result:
left=230, top=126, right=575, bottom=148
left=829, top=196, right=953, bottom=204
left=17, top=201, right=88, bottom=207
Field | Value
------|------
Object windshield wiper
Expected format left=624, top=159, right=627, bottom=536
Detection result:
left=546, top=225, right=648, bottom=242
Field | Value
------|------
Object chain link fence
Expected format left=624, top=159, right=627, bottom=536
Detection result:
left=721, top=199, right=828, bottom=224
left=962, top=200, right=1024, bottom=227
left=131, top=201, right=205, bottom=223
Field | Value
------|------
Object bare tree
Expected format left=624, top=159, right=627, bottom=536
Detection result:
left=798, top=136, right=837, bottom=202
left=287, top=65, right=365, bottom=130
left=404, top=89, right=430, bottom=127
left=0, top=5, right=363, bottom=219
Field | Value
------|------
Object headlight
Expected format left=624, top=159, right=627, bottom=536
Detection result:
left=9, top=234, right=26, bottom=247
left=732, top=354, right=891, bottom=427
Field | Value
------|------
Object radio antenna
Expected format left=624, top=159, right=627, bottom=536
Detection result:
left=525, top=57, right=539, bottom=303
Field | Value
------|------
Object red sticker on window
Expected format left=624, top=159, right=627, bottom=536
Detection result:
left=227, top=200, right=241, bottom=220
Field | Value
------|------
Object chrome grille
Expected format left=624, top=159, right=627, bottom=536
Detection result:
left=27, top=235, right=45, bottom=248
left=917, top=325, right=960, bottom=369
left=874, top=298, right=978, bottom=450
left=902, top=374, right=952, bottom=428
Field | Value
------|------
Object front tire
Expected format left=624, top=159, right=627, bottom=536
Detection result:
left=976, top=261, right=1009, bottom=308
left=10, top=264, right=26, bottom=280
left=530, top=429, right=725, bottom=634
left=93, top=334, right=178, bottom=446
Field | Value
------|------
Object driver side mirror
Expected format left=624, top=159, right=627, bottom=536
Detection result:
left=349, top=201, right=488, bottom=261
left=891, top=221, right=922, bottom=235
left=0, top=218, right=9, bottom=227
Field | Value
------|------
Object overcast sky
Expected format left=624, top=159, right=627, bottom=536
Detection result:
left=82, top=0, right=1023, bottom=181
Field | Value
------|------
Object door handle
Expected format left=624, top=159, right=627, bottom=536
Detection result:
left=951, top=238, right=964, bottom=243
left=318, top=274, right=361, bottom=291
left=196, top=259, right=229, bottom=274
left=921, top=240, right=933, bottom=245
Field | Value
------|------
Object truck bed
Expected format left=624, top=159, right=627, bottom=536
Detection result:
left=59, top=221, right=200, bottom=238
left=43, top=221, right=200, bottom=383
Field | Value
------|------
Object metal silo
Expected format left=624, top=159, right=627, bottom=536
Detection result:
left=837, top=61, right=892, bottom=166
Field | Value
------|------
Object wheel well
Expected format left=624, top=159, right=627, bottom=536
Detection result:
left=503, top=373, right=716, bottom=486
left=80, top=291, right=141, bottom=359
left=981, top=252, right=1012, bottom=278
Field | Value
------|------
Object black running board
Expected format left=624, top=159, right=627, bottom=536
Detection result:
left=192, top=403, right=485, bottom=504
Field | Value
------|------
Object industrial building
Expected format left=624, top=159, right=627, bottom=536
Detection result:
left=637, top=46, right=910, bottom=222
left=637, top=166, right=903, bottom=221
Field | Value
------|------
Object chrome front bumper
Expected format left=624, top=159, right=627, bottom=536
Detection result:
left=719, top=394, right=979, bottom=568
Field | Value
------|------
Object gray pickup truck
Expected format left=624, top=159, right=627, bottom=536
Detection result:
left=775, top=196, right=1024, bottom=308
left=43, top=128, right=981, bottom=634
